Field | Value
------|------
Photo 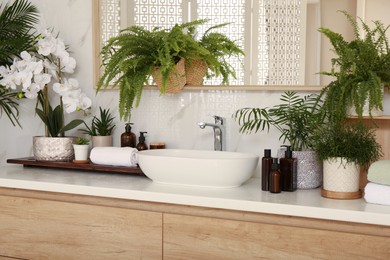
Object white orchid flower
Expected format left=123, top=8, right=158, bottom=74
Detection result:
left=53, top=78, right=79, bottom=96
left=0, top=73, right=17, bottom=90
left=78, top=93, right=92, bottom=110
left=34, top=73, right=51, bottom=88
left=61, top=56, right=76, bottom=73
left=37, top=35, right=57, bottom=56
left=62, top=89, right=82, bottom=113
left=20, top=71, right=33, bottom=90
left=24, top=83, right=41, bottom=99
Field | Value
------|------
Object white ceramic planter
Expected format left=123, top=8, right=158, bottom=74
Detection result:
left=349, top=85, right=384, bottom=117
left=92, top=135, right=113, bottom=147
left=73, top=144, right=90, bottom=161
left=33, top=136, right=75, bottom=161
left=323, top=157, right=360, bottom=193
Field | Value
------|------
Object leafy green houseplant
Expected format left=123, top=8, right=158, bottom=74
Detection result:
left=234, top=91, right=324, bottom=189
left=0, top=0, right=39, bottom=126
left=97, top=19, right=243, bottom=121
left=73, top=137, right=90, bottom=162
left=80, top=107, right=116, bottom=137
left=313, top=123, right=382, bottom=167
left=318, top=10, right=390, bottom=125
left=312, top=123, right=382, bottom=198
left=80, top=107, right=116, bottom=147
left=234, top=91, right=323, bottom=151
left=74, top=137, right=90, bottom=145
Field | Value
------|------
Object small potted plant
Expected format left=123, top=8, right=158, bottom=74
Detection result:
left=312, top=123, right=382, bottom=199
left=234, top=91, right=324, bottom=189
left=72, top=137, right=90, bottom=163
left=80, top=107, right=116, bottom=147
left=318, top=10, right=390, bottom=123
left=97, top=19, right=243, bottom=121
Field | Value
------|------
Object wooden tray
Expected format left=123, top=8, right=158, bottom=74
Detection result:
left=7, top=157, right=145, bottom=176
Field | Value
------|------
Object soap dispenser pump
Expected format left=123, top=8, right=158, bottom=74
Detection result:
left=121, top=123, right=136, bottom=148
left=280, top=145, right=297, bottom=191
left=136, top=132, right=148, bottom=151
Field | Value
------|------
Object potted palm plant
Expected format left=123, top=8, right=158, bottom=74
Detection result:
left=234, top=91, right=324, bottom=189
left=80, top=107, right=116, bottom=147
left=312, top=123, right=382, bottom=199
left=97, top=19, right=243, bottom=121
left=318, top=10, right=390, bottom=123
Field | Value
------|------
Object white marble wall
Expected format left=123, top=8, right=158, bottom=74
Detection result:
left=1, top=0, right=390, bottom=179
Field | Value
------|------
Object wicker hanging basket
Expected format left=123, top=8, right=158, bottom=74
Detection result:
left=185, top=59, right=208, bottom=86
left=152, top=58, right=186, bottom=94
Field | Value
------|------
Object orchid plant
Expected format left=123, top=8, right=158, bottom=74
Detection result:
left=0, top=29, right=92, bottom=137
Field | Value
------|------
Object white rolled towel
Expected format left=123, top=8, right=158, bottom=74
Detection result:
left=90, top=147, right=138, bottom=167
left=364, top=182, right=390, bottom=206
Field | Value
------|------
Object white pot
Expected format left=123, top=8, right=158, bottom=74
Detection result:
left=92, top=135, right=113, bottom=147
left=33, top=136, right=75, bottom=162
left=349, top=85, right=384, bottom=117
left=73, top=144, right=90, bottom=161
left=323, top=157, right=360, bottom=192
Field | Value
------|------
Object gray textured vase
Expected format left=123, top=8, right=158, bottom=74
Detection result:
left=33, top=136, right=75, bottom=161
left=278, top=149, right=323, bottom=189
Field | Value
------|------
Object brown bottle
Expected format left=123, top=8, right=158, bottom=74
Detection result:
left=121, top=123, right=136, bottom=147
left=280, top=146, right=297, bottom=192
left=136, top=131, right=148, bottom=151
left=261, top=149, right=273, bottom=191
left=270, top=158, right=281, bottom=193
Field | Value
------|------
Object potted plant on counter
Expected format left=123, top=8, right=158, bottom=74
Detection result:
left=234, top=91, right=324, bottom=189
left=80, top=107, right=116, bottom=148
left=318, top=10, right=390, bottom=122
left=0, top=28, right=92, bottom=161
left=97, top=19, right=244, bottom=121
left=312, top=123, right=382, bottom=199
left=73, top=137, right=90, bottom=163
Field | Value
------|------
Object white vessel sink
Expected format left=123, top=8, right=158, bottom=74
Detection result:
left=138, top=149, right=259, bottom=188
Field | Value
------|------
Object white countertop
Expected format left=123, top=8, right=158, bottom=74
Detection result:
left=0, top=165, right=389, bottom=226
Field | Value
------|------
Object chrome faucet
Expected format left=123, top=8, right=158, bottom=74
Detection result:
left=197, top=115, right=225, bottom=151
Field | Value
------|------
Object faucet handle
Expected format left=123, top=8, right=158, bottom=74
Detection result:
left=212, top=115, right=224, bottom=125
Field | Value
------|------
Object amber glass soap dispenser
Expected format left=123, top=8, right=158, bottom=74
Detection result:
left=280, top=146, right=297, bottom=191
left=121, top=123, right=136, bottom=147
left=136, top=132, right=148, bottom=151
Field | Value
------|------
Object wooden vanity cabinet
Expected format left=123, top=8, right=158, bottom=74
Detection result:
left=0, top=188, right=389, bottom=259
left=164, top=214, right=390, bottom=259
left=0, top=193, right=162, bottom=259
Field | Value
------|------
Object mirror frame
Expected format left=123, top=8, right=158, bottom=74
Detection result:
left=91, top=0, right=346, bottom=92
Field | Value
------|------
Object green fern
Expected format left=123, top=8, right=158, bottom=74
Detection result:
left=318, top=10, right=390, bottom=126
left=312, top=123, right=382, bottom=167
left=97, top=20, right=244, bottom=121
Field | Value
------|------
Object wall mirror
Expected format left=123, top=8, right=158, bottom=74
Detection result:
left=93, top=0, right=359, bottom=90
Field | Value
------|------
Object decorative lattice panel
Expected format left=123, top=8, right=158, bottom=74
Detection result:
left=195, top=0, right=246, bottom=85
left=99, top=0, right=304, bottom=86
left=100, top=0, right=121, bottom=44
left=134, top=0, right=183, bottom=30
left=257, top=0, right=302, bottom=85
